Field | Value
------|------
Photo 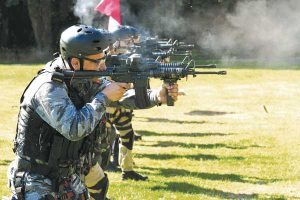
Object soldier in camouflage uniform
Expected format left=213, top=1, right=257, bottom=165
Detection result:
left=104, top=27, right=149, bottom=181
left=83, top=26, right=178, bottom=199
left=72, top=25, right=177, bottom=199
left=7, top=24, right=178, bottom=200
left=7, top=24, right=123, bottom=200
left=83, top=26, right=179, bottom=199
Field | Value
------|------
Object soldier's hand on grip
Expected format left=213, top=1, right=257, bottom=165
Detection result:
left=102, top=82, right=130, bottom=101
left=157, top=83, right=179, bottom=104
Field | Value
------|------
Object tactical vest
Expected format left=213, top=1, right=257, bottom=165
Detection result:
left=13, top=68, right=105, bottom=180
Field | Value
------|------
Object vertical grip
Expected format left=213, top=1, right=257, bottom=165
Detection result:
left=164, top=79, right=175, bottom=106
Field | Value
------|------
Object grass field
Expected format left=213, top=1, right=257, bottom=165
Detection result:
left=0, top=64, right=300, bottom=199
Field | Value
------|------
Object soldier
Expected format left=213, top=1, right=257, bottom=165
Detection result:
left=7, top=24, right=179, bottom=200
left=106, top=27, right=150, bottom=180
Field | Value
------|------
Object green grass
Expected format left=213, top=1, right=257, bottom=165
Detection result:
left=1, top=65, right=300, bottom=199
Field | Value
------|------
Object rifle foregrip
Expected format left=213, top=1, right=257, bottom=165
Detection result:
left=164, top=80, right=175, bottom=106
left=167, top=93, right=174, bottom=106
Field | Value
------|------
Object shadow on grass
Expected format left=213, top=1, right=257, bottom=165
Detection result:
left=140, top=141, right=264, bottom=150
left=185, top=110, right=235, bottom=116
left=136, top=130, right=233, bottom=137
left=151, top=181, right=259, bottom=199
left=134, top=116, right=207, bottom=124
left=142, top=167, right=281, bottom=184
left=0, top=159, right=12, bottom=166
left=136, top=153, right=244, bottom=161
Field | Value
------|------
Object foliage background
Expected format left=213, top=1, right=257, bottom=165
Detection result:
left=0, top=0, right=240, bottom=62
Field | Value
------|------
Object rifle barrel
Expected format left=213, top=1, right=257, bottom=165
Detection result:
left=176, top=44, right=195, bottom=50
left=194, top=64, right=217, bottom=68
left=194, top=71, right=227, bottom=75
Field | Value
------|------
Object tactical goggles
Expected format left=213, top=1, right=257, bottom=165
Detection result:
left=82, top=55, right=106, bottom=65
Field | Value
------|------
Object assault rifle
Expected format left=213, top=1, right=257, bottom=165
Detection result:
left=129, top=47, right=192, bottom=60
left=134, top=38, right=194, bottom=52
left=61, top=54, right=226, bottom=107
left=111, top=26, right=195, bottom=61
left=128, top=38, right=195, bottom=61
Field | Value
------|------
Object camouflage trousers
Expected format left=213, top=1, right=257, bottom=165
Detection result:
left=83, top=108, right=136, bottom=199
left=106, top=107, right=135, bottom=172
left=7, top=160, right=89, bottom=200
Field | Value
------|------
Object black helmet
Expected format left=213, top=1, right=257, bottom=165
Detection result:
left=112, top=25, right=139, bottom=40
left=60, top=24, right=113, bottom=60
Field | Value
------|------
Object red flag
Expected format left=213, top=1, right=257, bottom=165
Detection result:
left=95, top=0, right=121, bottom=32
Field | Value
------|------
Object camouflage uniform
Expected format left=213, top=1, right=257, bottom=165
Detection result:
left=8, top=57, right=109, bottom=200
left=106, top=107, right=135, bottom=172
left=8, top=160, right=87, bottom=199
left=105, top=37, right=142, bottom=175
left=107, top=37, right=150, bottom=179
left=84, top=26, right=161, bottom=198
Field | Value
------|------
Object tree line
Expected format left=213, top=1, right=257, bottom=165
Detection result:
left=0, top=0, right=238, bottom=62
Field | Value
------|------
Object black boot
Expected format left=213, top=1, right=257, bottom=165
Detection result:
left=104, top=161, right=121, bottom=172
left=122, top=171, right=148, bottom=181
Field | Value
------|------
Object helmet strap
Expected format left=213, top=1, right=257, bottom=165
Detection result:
left=65, top=57, right=75, bottom=71
left=79, top=58, right=84, bottom=71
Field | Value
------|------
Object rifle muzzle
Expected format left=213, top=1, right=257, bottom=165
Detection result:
left=194, top=64, right=217, bottom=68
left=194, top=71, right=227, bottom=75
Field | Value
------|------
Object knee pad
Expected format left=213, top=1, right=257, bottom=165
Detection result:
left=88, top=173, right=109, bottom=200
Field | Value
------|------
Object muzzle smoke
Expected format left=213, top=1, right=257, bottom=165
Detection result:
left=198, top=0, right=300, bottom=65
left=74, top=0, right=99, bottom=26
left=73, top=0, right=300, bottom=65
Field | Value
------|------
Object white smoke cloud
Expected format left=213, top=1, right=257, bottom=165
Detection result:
left=72, top=0, right=300, bottom=65
left=198, top=0, right=300, bottom=64
left=74, top=0, right=99, bottom=26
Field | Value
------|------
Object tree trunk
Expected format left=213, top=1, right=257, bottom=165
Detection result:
left=0, top=4, right=9, bottom=48
left=26, top=0, right=52, bottom=54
